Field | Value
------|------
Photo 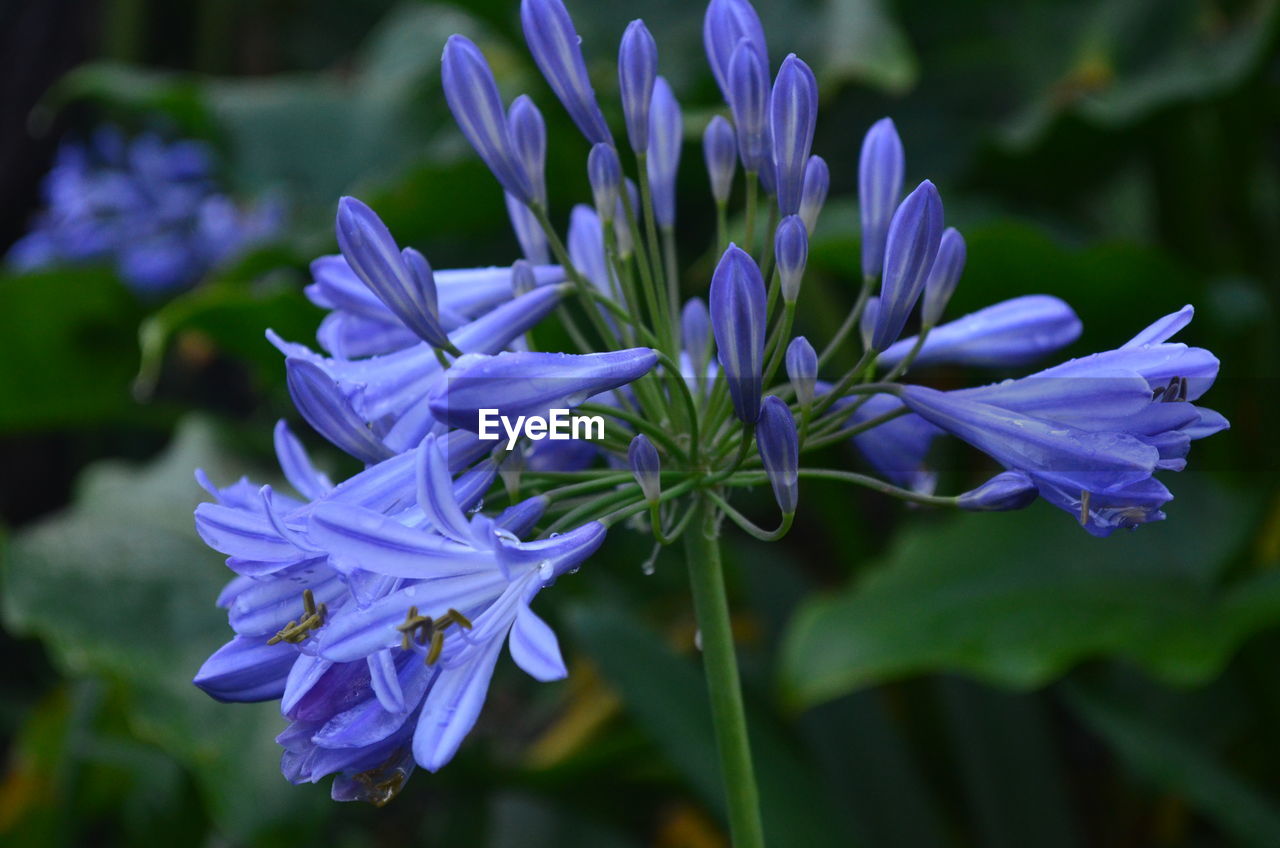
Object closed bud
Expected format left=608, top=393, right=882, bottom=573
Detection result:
left=871, top=179, right=943, bottom=351
left=799, top=155, right=829, bottom=234
left=774, top=215, right=808, bottom=303
left=703, top=0, right=768, bottom=101
left=588, top=143, right=622, bottom=222
left=619, top=20, right=658, bottom=154
left=286, top=358, right=393, bottom=464
left=921, top=227, right=966, bottom=327
left=770, top=54, right=818, bottom=217
left=957, top=470, right=1038, bottom=512
left=648, top=77, right=682, bottom=228
left=710, top=244, right=767, bottom=423
left=508, top=95, right=548, bottom=205
left=628, top=434, right=662, bottom=502
left=785, top=336, right=817, bottom=407
left=860, top=296, right=880, bottom=351
left=703, top=115, right=737, bottom=205
left=858, top=117, right=905, bottom=279
left=511, top=259, right=537, bottom=296
left=682, top=297, right=712, bottom=378
left=442, top=35, right=533, bottom=203
left=614, top=179, right=639, bottom=257
left=757, top=395, right=799, bottom=514
left=505, top=193, right=549, bottom=264
left=727, top=41, right=770, bottom=175
left=521, top=0, right=613, bottom=146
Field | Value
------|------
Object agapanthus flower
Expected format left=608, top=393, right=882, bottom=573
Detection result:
left=9, top=126, right=279, bottom=294
left=194, top=0, right=1226, bottom=813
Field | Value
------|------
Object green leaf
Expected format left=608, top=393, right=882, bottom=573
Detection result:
left=780, top=479, right=1276, bottom=708
left=1063, top=678, right=1280, bottom=847
left=0, top=269, right=156, bottom=433
left=567, top=603, right=859, bottom=848
left=0, top=417, right=328, bottom=842
left=819, top=0, right=918, bottom=94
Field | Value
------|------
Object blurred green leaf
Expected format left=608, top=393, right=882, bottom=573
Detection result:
left=0, top=269, right=156, bottom=433
left=1064, top=678, right=1280, bottom=847
left=780, top=480, right=1277, bottom=707
left=819, top=0, right=918, bottom=94
left=0, top=417, right=327, bottom=843
left=568, top=603, right=859, bottom=848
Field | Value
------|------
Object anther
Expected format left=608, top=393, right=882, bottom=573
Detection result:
left=267, top=589, right=328, bottom=645
left=1078, top=490, right=1091, bottom=526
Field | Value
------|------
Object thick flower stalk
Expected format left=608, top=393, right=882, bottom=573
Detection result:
left=193, top=0, right=1227, bottom=841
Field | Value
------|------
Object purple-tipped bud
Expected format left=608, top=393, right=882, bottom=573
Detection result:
left=957, top=470, right=1038, bottom=512
left=774, top=214, right=808, bottom=303
left=286, top=359, right=393, bottom=464
left=861, top=296, right=880, bottom=350
left=757, top=395, right=799, bottom=514
left=704, top=0, right=768, bottom=100
left=511, top=259, right=537, bottom=296
left=628, top=434, right=661, bottom=502
left=442, top=35, right=533, bottom=203
left=703, top=115, right=737, bottom=205
left=508, top=95, right=548, bottom=205
left=785, top=336, right=817, bottom=407
left=770, top=54, right=818, bottom=217
left=858, top=117, right=905, bottom=279
left=799, top=155, right=829, bottom=234
left=682, top=296, right=712, bottom=377
left=649, top=77, right=683, bottom=229
left=335, top=197, right=450, bottom=349
left=710, top=244, right=767, bottom=423
left=619, top=20, right=658, bottom=153
left=921, top=227, right=966, bottom=327
left=521, top=0, right=613, bottom=146
left=505, top=193, right=550, bottom=263
left=588, top=143, right=622, bottom=222
left=871, top=180, right=944, bottom=351
left=614, top=179, right=639, bottom=256
left=727, top=41, right=770, bottom=175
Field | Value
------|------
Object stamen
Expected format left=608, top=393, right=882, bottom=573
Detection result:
left=1078, top=490, right=1091, bottom=526
left=426, top=630, right=446, bottom=665
left=266, top=589, right=328, bottom=645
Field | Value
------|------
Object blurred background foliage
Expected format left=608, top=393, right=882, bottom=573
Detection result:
left=0, top=0, right=1278, bottom=845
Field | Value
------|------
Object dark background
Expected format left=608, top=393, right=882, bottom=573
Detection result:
left=0, top=0, right=1278, bottom=845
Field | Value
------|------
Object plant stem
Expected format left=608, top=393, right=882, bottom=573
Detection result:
left=684, top=496, right=765, bottom=848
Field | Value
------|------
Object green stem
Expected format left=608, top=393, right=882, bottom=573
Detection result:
left=684, top=496, right=765, bottom=848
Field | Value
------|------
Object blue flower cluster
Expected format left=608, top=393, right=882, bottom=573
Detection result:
left=8, top=126, right=279, bottom=294
left=193, top=0, right=1226, bottom=803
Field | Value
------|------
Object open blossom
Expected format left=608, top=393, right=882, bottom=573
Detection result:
left=193, top=0, right=1226, bottom=806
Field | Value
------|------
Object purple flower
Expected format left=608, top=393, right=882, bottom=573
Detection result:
left=588, top=143, right=623, bottom=221
left=799, top=155, right=829, bottom=234
left=648, top=77, right=683, bottom=228
left=920, top=227, right=966, bottom=326
left=628, top=434, right=661, bottom=501
left=508, top=95, right=548, bottom=205
left=710, top=245, right=767, bottom=423
left=774, top=214, right=808, bottom=303
left=703, top=115, right=738, bottom=205
left=428, top=348, right=658, bottom=432
left=956, top=470, right=1038, bottom=512
left=619, top=20, right=658, bottom=153
left=878, top=295, right=1082, bottom=370
left=843, top=392, right=940, bottom=494
left=521, top=0, right=613, bottom=146
left=506, top=194, right=550, bottom=264
left=770, top=54, right=818, bottom=217
left=442, top=35, right=534, bottom=203
left=785, top=336, right=817, bottom=407
left=757, top=395, right=799, bottom=513
left=682, top=296, right=713, bottom=379
left=726, top=41, right=770, bottom=176
left=871, top=180, right=944, bottom=351
left=704, top=0, right=768, bottom=100
left=858, top=118, right=905, bottom=279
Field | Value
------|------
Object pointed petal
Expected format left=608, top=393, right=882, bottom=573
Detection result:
left=509, top=602, right=567, bottom=681
left=413, top=633, right=505, bottom=771
left=368, top=649, right=406, bottom=714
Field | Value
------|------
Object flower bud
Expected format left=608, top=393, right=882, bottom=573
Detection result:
left=757, top=395, right=799, bottom=514
left=286, top=358, right=393, bottom=464
left=860, top=296, right=880, bottom=351
left=649, top=77, right=682, bottom=228
left=508, top=95, right=548, bottom=205
left=703, top=115, right=737, bottom=205
left=442, top=35, right=533, bottom=203
left=957, top=470, right=1038, bottom=512
left=614, top=179, right=639, bottom=257
left=774, top=214, right=808, bottom=303
left=770, top=54, right=817, bottom=217
left=799, top=155, right=829, bottom=234
left=511, top=259, right=537, bottom=296
left=785, top=336, right=817, bottom=407
left=682, top=296, right=712, bottom=378
left=588, top=143, right=622, bottom=222
left=871, top=180, right=943, bottom=351
left=619, top=20, right=658, bottom=154
left=858, top=117, right=904, bottom=279
left=726, top=40, right=769, bottom=175
left=710, top=244, right=767, bottom=423
left=628, top=434, right=662, bottom=503
left=921, top=227, right=966, bottom=327
left=703, top=0, right=768, bottom=100
left=520, top=0, right=613, bottom=146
